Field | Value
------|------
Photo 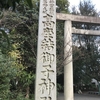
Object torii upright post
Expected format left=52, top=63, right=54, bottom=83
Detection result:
left=64, top=21, right=74, bottom=100
left=35, top=0, right=56, bottom=100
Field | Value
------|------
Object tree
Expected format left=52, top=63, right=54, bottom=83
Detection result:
left=0, top=48, right=13, bottom=100
left=0, top=0, right=33, bottom=10
left=0, top=0, right=38, bottom=99
left=71, top=0, right=100, bottom=92
left=71, top=0, right=97, bottom=16
left=56, top=0, right=69, bottom=13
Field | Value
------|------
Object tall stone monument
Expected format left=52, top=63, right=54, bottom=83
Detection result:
left=35, top=0, right=56, bottom=100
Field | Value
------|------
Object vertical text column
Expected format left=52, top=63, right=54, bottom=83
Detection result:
left=35, top=0, right=56, bottom=100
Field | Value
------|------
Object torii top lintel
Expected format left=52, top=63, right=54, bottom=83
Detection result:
left=56, top=13, right=100, bottom=25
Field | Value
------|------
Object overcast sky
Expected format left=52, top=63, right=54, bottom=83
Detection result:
left=69, top=0, right=100, bottom=12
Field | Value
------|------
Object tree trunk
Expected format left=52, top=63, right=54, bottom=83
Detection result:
left=25, top=86, right=29, bottom=98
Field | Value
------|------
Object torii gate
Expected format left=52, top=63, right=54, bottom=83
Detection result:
left=57, top=13, right=100, bottom=100
left=35, top=0, right=100, bottom=100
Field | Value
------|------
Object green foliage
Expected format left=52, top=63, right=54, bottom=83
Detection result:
left=57, top=83, right=63, bottom=92
left=0, top=0, right=38, bottom=98
left=0, top=0, right=70, bottom=97
left=18, top=71, right=35, bottom=87
left=56, top=0, right=69, bottom=13
left=0, top=51, right=13, bottom=99
left=0, top=29, right=10, bottom=46
left=26, top=0, right=33, bottom=8
left=9, top=92, right=34, bottom=100
left=0, top=0, right=33, bottom=10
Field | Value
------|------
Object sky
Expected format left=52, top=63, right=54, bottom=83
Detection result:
left=69, top=0, right=100, bottom=12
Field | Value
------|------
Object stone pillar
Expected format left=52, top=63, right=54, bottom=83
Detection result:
left=64, top=21, right=74, bottom=100
left=35, top=0, right=56, bottom=100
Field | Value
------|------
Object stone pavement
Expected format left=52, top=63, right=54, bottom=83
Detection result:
left=57, top=93, right=100, bottom=100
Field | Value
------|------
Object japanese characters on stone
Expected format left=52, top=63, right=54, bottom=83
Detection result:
left=35, top=0, right=56, bottom=100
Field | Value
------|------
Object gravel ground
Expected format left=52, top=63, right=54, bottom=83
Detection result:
left=57, top=93, right=100, bottom=100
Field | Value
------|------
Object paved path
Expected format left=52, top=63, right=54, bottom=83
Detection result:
left=57, top=93, right=100, bottom=100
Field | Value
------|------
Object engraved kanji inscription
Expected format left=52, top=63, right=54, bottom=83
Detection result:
left=35, top=0, right=56, bottom=100
left=40, top=97, right=52, bottom=100
left=42, top=52, right=55, bottom=64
